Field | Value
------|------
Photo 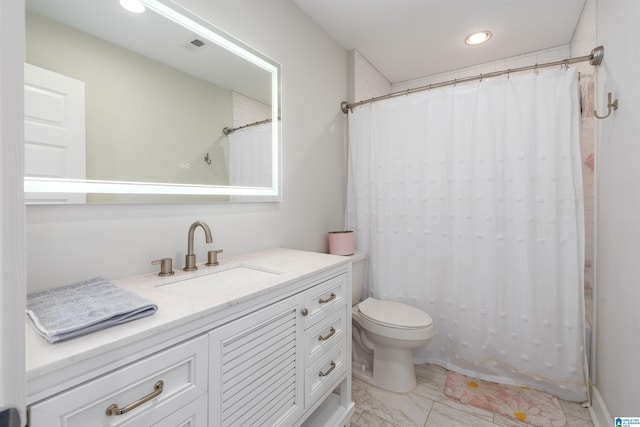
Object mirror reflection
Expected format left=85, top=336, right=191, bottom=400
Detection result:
left=24, top=0, right=280, bottom=203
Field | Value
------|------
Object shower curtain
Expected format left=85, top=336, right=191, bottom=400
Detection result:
left=346, top=68, right=588, bottom=402
left=228, top=122, right=273, bottom=201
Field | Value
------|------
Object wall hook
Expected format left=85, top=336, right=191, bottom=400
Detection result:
left=594, top=92, right=619, bottom=120
left=204, top=153, right=212, bottom=165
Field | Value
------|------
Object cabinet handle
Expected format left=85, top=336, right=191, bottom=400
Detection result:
left=106, top=380, right=164, bottom=416
left=301, top=308, right=309, bottom=316
left=318, top=327, right=336, bottom=342
left=319, top=361, right=336, bottom=377
left=318, top=292, right=336, bottom=304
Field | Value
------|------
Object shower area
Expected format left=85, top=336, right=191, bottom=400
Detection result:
left=344, top=46, right=602, bottom=403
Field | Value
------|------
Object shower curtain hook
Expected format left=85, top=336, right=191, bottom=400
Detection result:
left=594, top=92, right=619, bottom=119
left=479, top=73, right=483, bottom=82
left=534, top=64, right=539, bottom=76
left=507, top=69, right=511, bottom=79
left=563, top=59, right=569, bottom=71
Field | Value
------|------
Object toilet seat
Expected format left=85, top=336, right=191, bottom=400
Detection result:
left=358, top=298, right=433, bottom=329
left=354, top=298, right=434, bottom=341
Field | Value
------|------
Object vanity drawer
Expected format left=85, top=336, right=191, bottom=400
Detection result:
left=304, top=338, right=347, bottom=408
left=305, top=307, right=347, bottom=365
left=303, top=273, right=347, bottom=329
left=29, top=335, right=208, bottom=427
left=152, top=394, right=207, bottom=427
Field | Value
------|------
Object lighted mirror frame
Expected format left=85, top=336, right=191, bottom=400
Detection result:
left=24, top=0, right=281, bottom=201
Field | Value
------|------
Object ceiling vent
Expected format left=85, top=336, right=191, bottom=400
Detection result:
left=179, top=37, right=208, bottom=52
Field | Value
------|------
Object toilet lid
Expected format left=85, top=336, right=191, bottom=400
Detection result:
left=358, top=298, right=433, bottom=329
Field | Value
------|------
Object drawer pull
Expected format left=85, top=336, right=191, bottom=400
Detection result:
left=318, top=292, right=336, bottom=304
left=318, top=327, right=336, bottom=342
left=319, top=361, right=336, bottom=377
left=106, top=380, right=164, bottom=416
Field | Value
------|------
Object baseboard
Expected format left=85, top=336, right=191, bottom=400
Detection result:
left=589, top=385, right=612, bottom=427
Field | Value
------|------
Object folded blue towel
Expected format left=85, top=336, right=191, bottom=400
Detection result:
left=27, top=277, right=158, bottom=343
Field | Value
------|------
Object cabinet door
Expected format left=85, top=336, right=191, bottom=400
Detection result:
left=209, top=295, right=305, bottom=427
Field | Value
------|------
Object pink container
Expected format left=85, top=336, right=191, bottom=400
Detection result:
left=328, top=230, right=354, bottom=256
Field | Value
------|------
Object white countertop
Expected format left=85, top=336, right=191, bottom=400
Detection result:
left=26, top=248, right=349, bottom=397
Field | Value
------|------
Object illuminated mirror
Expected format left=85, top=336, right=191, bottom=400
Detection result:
left=24, top=0, right=281, bottom=203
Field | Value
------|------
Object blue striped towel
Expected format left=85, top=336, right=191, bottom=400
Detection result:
left=27, top=277, right=157, bottom=343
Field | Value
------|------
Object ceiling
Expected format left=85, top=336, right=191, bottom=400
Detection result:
left=294, top=0, right=586, bottom=83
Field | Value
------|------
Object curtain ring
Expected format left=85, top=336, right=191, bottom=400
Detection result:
left=534, top=64, right=539, bottom=76
left=453, top=78, right=457, bottom=87
left=563, top=59, right=569, bottom=70
left=507, top=69, right=511, bottom=79
left=479, top=73, right=483, bottom=82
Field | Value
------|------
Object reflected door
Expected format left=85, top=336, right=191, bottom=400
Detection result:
left=24, top=63, right=86, bottom=203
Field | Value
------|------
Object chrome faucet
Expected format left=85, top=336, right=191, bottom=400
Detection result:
left=184, top=221, right=213, bottom=271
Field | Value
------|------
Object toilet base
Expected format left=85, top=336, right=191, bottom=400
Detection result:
left=352, top=346, right=417, bottom=393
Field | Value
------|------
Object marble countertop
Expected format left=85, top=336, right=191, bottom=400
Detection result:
left=26, top=248, right=349, bottom=394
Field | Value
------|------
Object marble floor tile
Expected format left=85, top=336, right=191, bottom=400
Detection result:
left=425, top=402, right=497, bottom=427
left=560, top=400, right=592, bottom=421
left=351, top=410, right=399, bottom=427
left=493, top=413, right=528, bottom=427
left=351, top=364, right=595, bottom=427
left=349, top=406, right=364, bottom=425
left=566, top=413, right=595, bottom=427
left=352, top=377, right=434, bottom=427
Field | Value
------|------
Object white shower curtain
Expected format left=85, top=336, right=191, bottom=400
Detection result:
left=228, top=122, right=273, bottom=201
left=346, top=68, right=587, bottom=402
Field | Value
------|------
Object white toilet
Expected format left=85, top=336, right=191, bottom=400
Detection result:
left=349, top=251, right=434, bottom=393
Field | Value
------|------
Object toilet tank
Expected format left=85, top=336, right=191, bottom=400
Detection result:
left=349, top=251, right=367, bottom=305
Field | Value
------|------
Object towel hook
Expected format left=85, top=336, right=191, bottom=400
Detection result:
left=204, top=153, right=212, bottom=165
left=594, top=92, right=619, bottom=120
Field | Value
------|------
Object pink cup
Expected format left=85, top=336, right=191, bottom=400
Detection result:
left=328, top=231, right=354, bottom=255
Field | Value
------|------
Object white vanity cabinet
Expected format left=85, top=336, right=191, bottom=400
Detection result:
left=26, top=249, right=353, bottom=427
left=209, top=270, right=350, bottom=427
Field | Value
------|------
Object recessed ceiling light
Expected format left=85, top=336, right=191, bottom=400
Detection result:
left=120, top=0, right=146, bottom=14
left=465, top=31, right=492, bottom=46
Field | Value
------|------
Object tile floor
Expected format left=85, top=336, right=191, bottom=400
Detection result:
left=350, top=364, right=594, bottom=427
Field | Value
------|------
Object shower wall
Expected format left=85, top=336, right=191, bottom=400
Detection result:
left=571, top=0, right=597, bottom=327
left=391, top=45, right=571, bottom=92
left=578, top=75, right=595, bottom=325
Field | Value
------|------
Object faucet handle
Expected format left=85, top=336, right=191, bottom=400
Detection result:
left=152, top=258, right=174, bottom=276
left=206, top=249, right=224, bottom=266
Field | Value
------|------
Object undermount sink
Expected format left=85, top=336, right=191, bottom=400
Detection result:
left=155, top=264, right=282, bottom=296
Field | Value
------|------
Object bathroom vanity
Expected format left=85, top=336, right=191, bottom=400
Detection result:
left=26, top=249, right=353, bottom=426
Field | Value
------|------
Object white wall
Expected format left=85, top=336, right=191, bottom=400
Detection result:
left=0, top=0, right=26, bottom=421
left=592, top=0, right=640, bottom=416
left=26, top=0, right=348, bottom=291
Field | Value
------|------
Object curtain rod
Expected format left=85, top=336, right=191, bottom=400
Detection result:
left=222, top=117, right=280, bottom=135
left=341, top=45, right=604, bottom=114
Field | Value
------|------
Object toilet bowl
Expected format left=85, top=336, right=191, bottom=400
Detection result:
left=348, top=252, right=434, bottom=393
